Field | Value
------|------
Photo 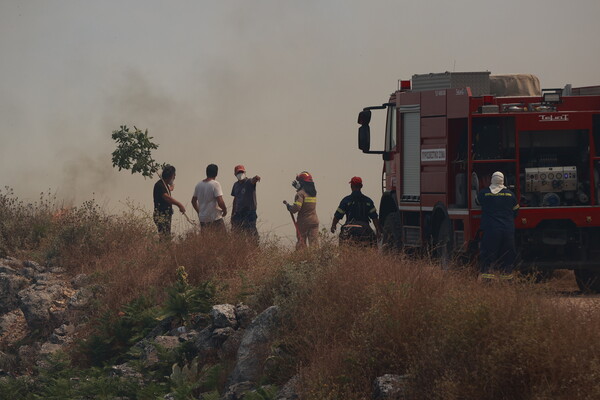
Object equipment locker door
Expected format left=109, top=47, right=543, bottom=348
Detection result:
left=401, top=108, right=421, bottom=199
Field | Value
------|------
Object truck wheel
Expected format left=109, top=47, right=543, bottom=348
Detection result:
left=433, top=218, right=453, bottom=269
left=382, top=212, right=402, bottom=252
left=575, top=269, right=600, bottom=293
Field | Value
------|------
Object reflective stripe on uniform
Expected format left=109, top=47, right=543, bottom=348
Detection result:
left=369, top=207, right=377, bottom=214
left=294, top=201, right=303, bottom=207
left=481, top=273, right=497, bottom=280
left=513, top=205, right=520, bottom=210
left=304, top=197, right=317, bottom=203
left=336, top=207, right=345, bottom=215
left=500, top=274, right=514, bottom=280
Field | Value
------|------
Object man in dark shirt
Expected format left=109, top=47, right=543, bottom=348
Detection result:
left=231, top=165, right=261, bottom=239
left=477, top=171, right=520, bottom=280
left=330, top=176, right=381, bottom=246
left=153, top=165, right=186, bottom=237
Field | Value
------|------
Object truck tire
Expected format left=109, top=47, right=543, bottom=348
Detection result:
left=575, top=269, right=600, bottom=293
left=382, top=212, right=402, bottom=252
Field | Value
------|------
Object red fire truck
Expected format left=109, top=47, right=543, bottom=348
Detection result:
left=357, top=71, right=600, bottom=292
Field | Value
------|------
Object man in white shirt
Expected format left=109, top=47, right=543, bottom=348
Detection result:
left=191, top=163, right=227, bottom=231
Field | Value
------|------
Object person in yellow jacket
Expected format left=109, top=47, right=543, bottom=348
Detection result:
left=285, top=171, right=319, bottom=249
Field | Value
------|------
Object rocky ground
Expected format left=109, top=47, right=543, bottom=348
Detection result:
left=0, top=256, right=303, bottom=399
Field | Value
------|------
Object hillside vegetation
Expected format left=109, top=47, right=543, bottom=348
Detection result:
left=1, top=188, right=600, bottom=399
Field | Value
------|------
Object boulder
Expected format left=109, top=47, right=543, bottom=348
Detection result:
left=276, top=375, right=300, bottom=400
left=223, top=381, right=255, bottom=400
left=219, top=329, right=245, bottom=360
left=48, top=324, right=75, bottom=345
left=372, top=374, right=410, bottom=400
left=0, top=262, right=16, bottom=275
left=137, top=336, right=180, bottom=368
left=154, top=335, right=181, bottom=350
left=235, top=303, right=256, bottom=329
left=111, top=362, right=144, bottom=385
left=67, top=285, right=98, bottom=309
left=194, top=326, right=235, bottom=358
left=71, top=273, right=92, bottom=289
left=23, top=260, right=45, bottom=273
left=227, top=306, right=280, bottom=386
left=0, top=309, right=28, bottom=347
left=0, top=273, right=29, bottom=314
left=16, top=344, right=40, bottom=373
left=211, top=304, right=238, bottom=329
left=18, top=284, right=66, bottom=332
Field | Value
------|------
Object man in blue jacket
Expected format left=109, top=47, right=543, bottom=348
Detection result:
left=330, top=177, right=381, bottom=246
left=477, top=171, right=520, bottom=280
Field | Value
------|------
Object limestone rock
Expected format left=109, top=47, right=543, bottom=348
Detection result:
left=17, top=343, right=40, bottom=373
left=0, top=273, right=29, bottom=313
left=219, top=329, right=245, bottom=360
left=23, top=260, right=45, bottom=273
left=71, top=273, right=91, bottom=289
left=227, top=306, right=280, bottom=386
left=235, top=303, right=256, bottom=329
left=194, top=326, right=235, bottom=359
left=137, top=336, right=181, bottom=368
left=68, top=285, right=99, bottom=309
left=0, top=262, right=16, bottom=275
left=0, top=309, right=28, bottom=347
left=211, top=304, right=238, bottom=329
left=223, top=381, right=255, bottom=400
left=111, top=362, right=144, bottom=385
left=154, top=335, right=180, bottom=350
left=276, top=375, right=300, bottom=400
left=18, top=284, right=65, bottom=331
left=372, top=374, right=409, bottom=400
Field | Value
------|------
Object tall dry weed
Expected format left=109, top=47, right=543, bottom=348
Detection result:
left=279, top=248, right=600, bottom=399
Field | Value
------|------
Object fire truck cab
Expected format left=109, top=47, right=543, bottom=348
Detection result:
left=357, top=71, right=600, bottom=292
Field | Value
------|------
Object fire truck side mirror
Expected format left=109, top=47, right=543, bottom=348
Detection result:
left=358, top=125, right=371, bottom=152
left=357, top=110, right=372, bottom=125
left=382, top=152, right=393, bottom=161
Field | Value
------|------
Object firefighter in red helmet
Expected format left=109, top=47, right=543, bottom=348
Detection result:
left=284, top=171, right=320, bottom=249
left=331, top=176, right=381, bottom=246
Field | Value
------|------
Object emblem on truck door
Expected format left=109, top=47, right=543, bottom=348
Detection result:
left=539, top=114, right=569, bottom=122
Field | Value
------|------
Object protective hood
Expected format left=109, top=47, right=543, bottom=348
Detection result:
left=489, top=171, right=506, bottom=194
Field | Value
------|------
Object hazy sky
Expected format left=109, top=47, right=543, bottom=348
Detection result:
left=1, top=0, right=600, bottom=242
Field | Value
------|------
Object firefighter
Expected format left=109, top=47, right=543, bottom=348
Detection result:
left=285, top=171, right=319, bottom=249
left=330, top=176, right=381, bottom=246
left=477, top=171, right=520, bottom=281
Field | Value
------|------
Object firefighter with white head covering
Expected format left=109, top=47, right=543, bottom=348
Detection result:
left=477, top=171, right=520, bottom=280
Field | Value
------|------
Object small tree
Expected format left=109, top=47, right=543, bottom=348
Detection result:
left=111, top=125, right=195, bottom=226
left=111, top=125, right=164, bottom=179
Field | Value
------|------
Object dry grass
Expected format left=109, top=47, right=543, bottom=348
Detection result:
left=2, top=189, right=600, bottom=399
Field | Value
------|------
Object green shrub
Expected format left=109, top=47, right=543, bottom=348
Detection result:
left=77, top=294, right=160, bottom=367
left=159, top=266, right=215, bottom=325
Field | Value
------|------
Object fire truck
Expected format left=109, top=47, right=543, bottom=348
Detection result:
left=357, top=71, right=600, bottom=292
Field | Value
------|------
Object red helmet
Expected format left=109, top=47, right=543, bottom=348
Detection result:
left=234, top=165, right=246, bottom=175
left=349, top=176, right=363, bottom=187
left=296, top=171, right=313, bottom=182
